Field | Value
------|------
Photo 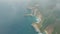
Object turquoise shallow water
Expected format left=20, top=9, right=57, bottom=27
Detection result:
left=0, top=2, right=38, bottom=34
left=17, top=9, right=38, bottom=34
left=9, top=10, right=38, bottom=34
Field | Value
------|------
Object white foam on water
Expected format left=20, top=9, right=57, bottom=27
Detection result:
left=36, top=18, right=41, bottom=23
left=38, top=32, right=42, bottom=34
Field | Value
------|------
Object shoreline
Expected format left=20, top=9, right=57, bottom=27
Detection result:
left=31, top=16, right=42, bottom=34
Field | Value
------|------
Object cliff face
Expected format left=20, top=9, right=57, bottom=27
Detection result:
left=27, top=0, right=60, bottom=34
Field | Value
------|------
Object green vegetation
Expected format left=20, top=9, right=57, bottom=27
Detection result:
left=29, top=0, right=60, bottom=34
left=40, top=9, right=60, bottom=34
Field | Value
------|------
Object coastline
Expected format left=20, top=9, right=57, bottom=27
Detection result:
left=31, top=15, right=42, bottom=34
left=26, top=6, right=42, bottom=34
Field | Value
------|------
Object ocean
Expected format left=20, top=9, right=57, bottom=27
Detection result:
left=0, top=1, right=38, bottom=34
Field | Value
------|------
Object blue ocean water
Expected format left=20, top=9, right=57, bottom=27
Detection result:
left=0, top=1, right=38, bottom=34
